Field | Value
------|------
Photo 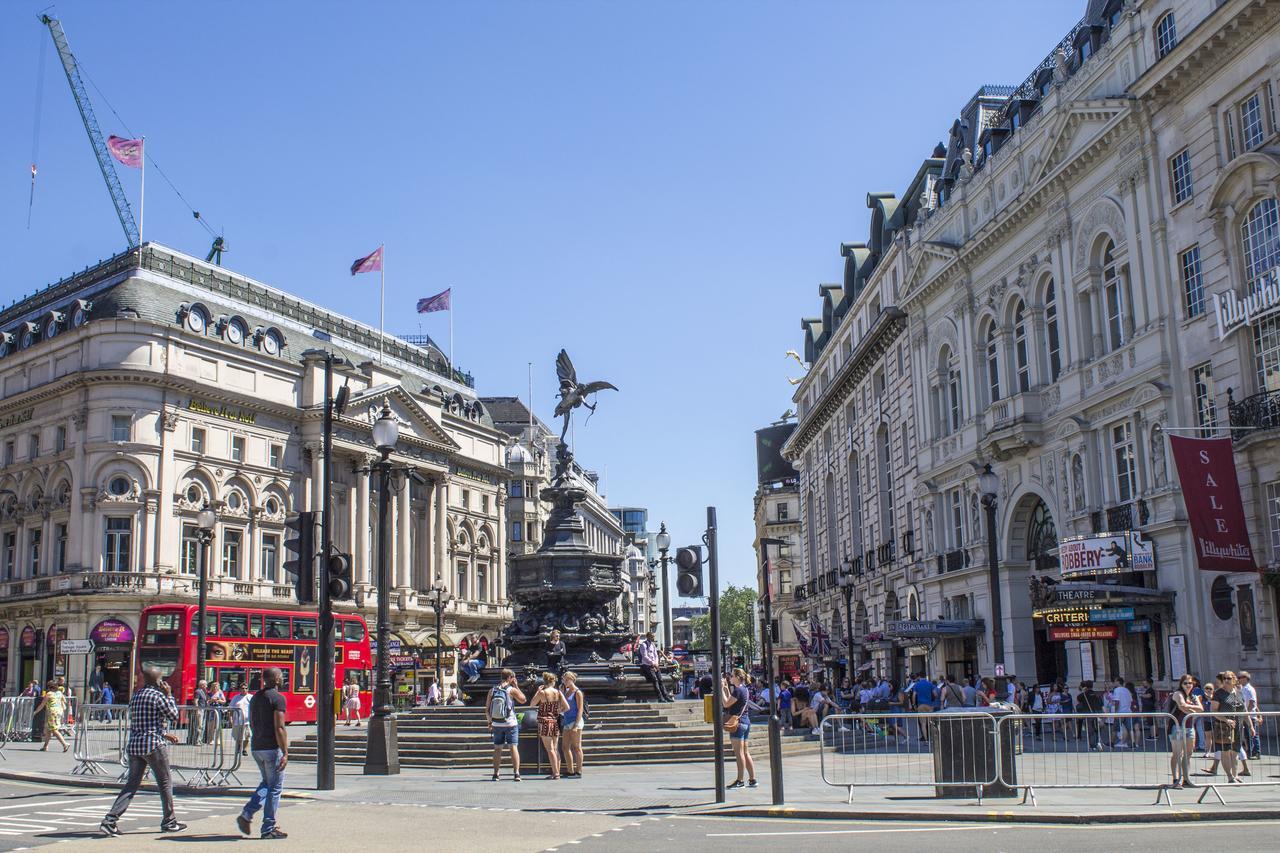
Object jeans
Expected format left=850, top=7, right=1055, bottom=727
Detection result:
left=242, top=748, right=285, bottom=834
left=461, top=660, right=484, bottom=681
left=639, top=664, right=671, bottom=700
left=106, top=746, right=175, bottom=826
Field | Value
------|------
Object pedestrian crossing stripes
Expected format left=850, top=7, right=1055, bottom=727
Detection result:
left=0, top=795, right=235, bottom=838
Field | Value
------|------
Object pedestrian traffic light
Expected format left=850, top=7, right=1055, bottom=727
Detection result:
left=283, top=511, right=317, bottom=604
left=328, top=550, right=354, bottom=601
left=675, top=546, right=703, bottom=597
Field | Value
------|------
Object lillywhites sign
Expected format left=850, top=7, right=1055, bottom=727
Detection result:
left=188, top=399, right=256, bottom=424
left=1214, top=268, right=1280, bottom=340
left=1059, top=532, right=1156, bottom=578
left=1168, top=435, right=1256, bottom=571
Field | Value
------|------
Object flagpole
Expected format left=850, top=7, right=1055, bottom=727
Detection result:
left=527, top=362, right=533, bottom=451
left=139, top=136, right=146, bottom=248
left=379, top=244, right=385, bottom=363
left=449, top=292, right=454, bottom=377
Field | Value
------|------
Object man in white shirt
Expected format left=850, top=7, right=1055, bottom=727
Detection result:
left=1110, top=679, right=1134, bottom=748
left=1239, top=670, right=1260, bottom=764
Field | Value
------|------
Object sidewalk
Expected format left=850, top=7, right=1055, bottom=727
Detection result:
left=4, top=739, right=1278, bottom=824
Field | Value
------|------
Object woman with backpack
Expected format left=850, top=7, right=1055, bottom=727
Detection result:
left=532, top=672, right=569, bottom=780
left=559, top=672, right=587, bottom=778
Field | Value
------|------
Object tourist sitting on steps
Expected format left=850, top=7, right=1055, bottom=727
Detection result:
left=460, top=636, right=487, bottom=683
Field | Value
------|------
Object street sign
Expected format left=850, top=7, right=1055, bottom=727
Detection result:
left=59, top=639, right=94, bottom=655
left=994, top=663, right=1005, bottom=677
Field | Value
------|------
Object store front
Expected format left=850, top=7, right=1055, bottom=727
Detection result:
left=414, top=631, right=456, bottom=697
left=44, top=625, right=67, bottom=684
left=90, top=618, right=136, bottom=700
left=0, top=627, right=8, bottom=694
left=18, top=626, right=39, bottom=689
left=883, top=619, right=985, bottom=682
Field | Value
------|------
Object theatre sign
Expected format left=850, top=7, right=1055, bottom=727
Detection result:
left=1057, top=531, right=1156, bottom=578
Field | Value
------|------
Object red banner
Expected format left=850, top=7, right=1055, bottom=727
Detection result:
left=1169, top=435, right=1256, bottom=572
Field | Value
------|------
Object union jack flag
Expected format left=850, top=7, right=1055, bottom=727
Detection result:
left=792, top=619, right=811, bottom=657
left=810, top=617, right=830, bottom=657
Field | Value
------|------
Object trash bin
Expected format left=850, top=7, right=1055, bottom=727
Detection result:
left=929, top=706, right=1016, bottom=798
left=516, top=709, right=542, bottom=772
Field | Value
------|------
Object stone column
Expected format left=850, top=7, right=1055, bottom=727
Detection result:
left=434, top=477, right=449, bottom=595
left=396, top=475, right=411, bottom=589
left=495, top=491, right=507, bottom=604
left=417, top=500, right=430, bottom=590
left=355, top=460, right=370, bottom=587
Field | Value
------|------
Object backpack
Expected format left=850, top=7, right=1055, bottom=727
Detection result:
left=488, top=686, right=512, bottom=723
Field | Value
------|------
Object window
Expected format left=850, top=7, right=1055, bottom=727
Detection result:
left=55, top=426, right=66, bottom=453
left=877, top=426, right=894, bottom=540
left=482, top=494, right=490, bottom=515
left=108, top=476, right=131, bottom=497
left=221, top=529, right=243, bottom=579
left=460, top=489, right=469, bottom=509
left=231, top=436, right=245, bottom=463
left=511, top=521, right=522, bottom=542
left=1045, top=280, right=1063, bottom=381
left=219, top=613, right=249, bottom=638
left=291, top=618, right=317, bottom=641
left=2, top=532, right=14, bottom=579
left=264, top=616, right=290, bottom=639
left=1154, top=12, right=1177, bottom=58
left=54, top=523, right=66, bottom=572
left=343, top=621, right=365, bottom=643
left=509, top=480, right=523, bottom=499
left=824, top=474, right=837, bottom=573
left=477, top=565, right=488, bottom=601
left=1239, top=93, right=1267, bottom=152
left=1102, top=240, right=1126, bottom=351
left=1180, top=245, right=1204, bottom=318
left=457, top=562, right=469, bottom=598
left=1192, top=363, right=1217, bottom=437
left=103, top=517, right=131, bottom=572
left=1013, top=300, right=1030, bottom=392
left=180, top=524, right=200, bottom=575
left=28, top=433, right=38, bottom=461
left=985, top=323, right=1001, bottom=403
left=1111, top=422, right=1137, bottom=503
left=777, top=502, right=789, bottom=521
left=28, top=529, right=41, bottom=577
left=1266, top=481, right=1280, bottom=562
left=269, top=443, right=282, bottom=468
left=4, top=441, right=13, bottom=466
left=191, top=428, right=205, bottom=454
left=111, top=415, right=131, bottom=443
left=947, top=490, right=964, bottom=548
left=847, top=453, right=863, bottom=556
left=1241, top=199, right=1280, bottom=391
left=779, top=569, right=793, bottom=595
left=261, top=534, right=279, bottom=582
left=1169, top=149, right=1192, bottom=205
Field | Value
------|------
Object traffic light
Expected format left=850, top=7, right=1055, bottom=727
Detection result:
left=675, top=546, right=703, bottom=597
left=328, top=550, right=354, bottom=601
left=283, top=511, right=317, bottom=604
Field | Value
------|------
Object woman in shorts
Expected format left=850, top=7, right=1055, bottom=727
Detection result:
left=559, top=672, right=588, bottom=778
left=720, top=668, right=757, bottom=789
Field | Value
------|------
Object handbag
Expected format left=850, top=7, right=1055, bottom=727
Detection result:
left=722, top=714, right=741, bottom=733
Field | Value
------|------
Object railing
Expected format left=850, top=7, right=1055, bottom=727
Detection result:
left=1228, top=387, right=1280, bottom=440
left=1106, top=503, right=1134, bottom=531
left=72, top=704, right=244, bottom=786
left=937, top=549, right=969, bottom=574
left=877, top=541, right=896, bottom=567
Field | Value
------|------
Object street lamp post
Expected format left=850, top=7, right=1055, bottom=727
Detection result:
left=979, top=463, right=1006, bottom=700
left=759, top=536, right=787, bottom=805
left=654, top=522, right=672, bottom=648
left=194, top=502, right=217, bottom=692
left=427, top=584, right=452, bottom=697
left=838, top=567, right=855, bottom=681
left=366, top=404, right=401, bottom=775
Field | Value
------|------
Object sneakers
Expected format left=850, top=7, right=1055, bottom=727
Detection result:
left=727, top=780, right=745, bottom=789
left=747, top=779, right=758, bottom=788
left=160, top=821, right=187, bottom=833
left=237, top=814, right=252, bottom=835
left=100, top=820, right=121, bottom=837
left=261, top=828, right=289, bottom=840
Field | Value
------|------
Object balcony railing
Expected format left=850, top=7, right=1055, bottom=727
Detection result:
left=936, top=548, right=969, bottom=574
left=1228, top=387, right=1280, bottom=440
left=877, top=541, right=896, bottom=567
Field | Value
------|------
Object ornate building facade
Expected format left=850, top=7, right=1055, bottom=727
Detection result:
left=785, top=0, right=1280, bottom=699
left=0, top=244, right=512, bottom=698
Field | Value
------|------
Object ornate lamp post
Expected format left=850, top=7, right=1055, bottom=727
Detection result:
left=838, top=567, right=856, bottom=680
left=366, top=403, right=401, bottom=775
left=194, top=502, right=217, bottom=691
left=652, top=522, right=672, bottom=647
left=426, top=584, right=453, bottom=696
left=979, top=463, right=1006, bottom=699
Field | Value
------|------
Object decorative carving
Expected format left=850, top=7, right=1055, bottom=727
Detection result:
left=1150, top=424, right=1168, bottom=489
left=1052, top=47, right=1069, bottom=85
left=72, top=409, right=88, bottom=431
left=1073, top=198, right=1127, bottom=268
left=161, top=409, right=179, bottom=432
left=1071, top=455, right=1085, bottom=512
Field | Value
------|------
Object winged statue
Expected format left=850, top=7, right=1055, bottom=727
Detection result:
left=553, top=349, right=618, bottom=442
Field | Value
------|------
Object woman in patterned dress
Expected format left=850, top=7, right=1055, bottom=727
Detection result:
left=532, top=672, right=569, bottom=779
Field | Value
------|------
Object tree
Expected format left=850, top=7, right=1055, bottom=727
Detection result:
left=690, top=585, right=759, bottom=663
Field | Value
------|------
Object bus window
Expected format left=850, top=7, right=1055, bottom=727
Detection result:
left=264, top=616, right=290, bottom=639
left=249, top=615, right=263, bottom=638
left=220, top=613, right=250, bottom=637
left=292, top=618, right=317, bottom=641
left=146, top=613, right=180, bottom=632
left=140, top=648, right=179, bottom=677
left=220, top=668, right=249, bottom=692
left=277, top=669, right=292, bottom=692
left=342, top=621, right=365, bottom=643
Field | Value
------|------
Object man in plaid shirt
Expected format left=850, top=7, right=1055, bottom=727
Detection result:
left=101, top=666, right=187, bottom=836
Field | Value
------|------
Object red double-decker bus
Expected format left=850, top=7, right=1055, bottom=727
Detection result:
left=136, top=604, right=372, bottom=723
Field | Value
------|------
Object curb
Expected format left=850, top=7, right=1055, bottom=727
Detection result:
left=0, top=769, right=314, bottom=800
left=694, top=805, right=1280, bottom=824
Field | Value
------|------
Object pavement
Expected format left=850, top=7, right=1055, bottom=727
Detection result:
left=3, top=735, right=1280, bottom=826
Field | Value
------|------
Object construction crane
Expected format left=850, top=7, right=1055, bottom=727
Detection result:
left=39, top=14, right=139, bottom=247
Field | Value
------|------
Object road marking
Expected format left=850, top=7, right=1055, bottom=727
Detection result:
left=706, top=826, right=994, bottom=838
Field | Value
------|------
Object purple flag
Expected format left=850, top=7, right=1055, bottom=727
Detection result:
left=350, top=246, right=383, bottom=275
left=416, top=288, right=451, bottom=314
left=107, top=135, right=143, bottom=168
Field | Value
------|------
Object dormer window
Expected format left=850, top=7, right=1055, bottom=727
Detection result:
left=256, top=327, right=283, bottom=356
left=70, top=299, right=92, bottom=328
left=222, top=316, right=247, bottom=345
left=44, top=312, right=65, bottom=340
left=181, top=303, right=209, bottom=334
left=19, top=322, right=38, bottom=350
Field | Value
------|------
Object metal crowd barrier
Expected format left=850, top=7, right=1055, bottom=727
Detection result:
left=0, top=696, right=37, bottom=744
left=1184, top=710, right=1280, bottom=805
left=819, top=712, right=1001, bottom=803
left=70, top=703, right=242, bottom=787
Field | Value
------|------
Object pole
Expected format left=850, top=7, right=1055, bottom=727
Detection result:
left=138, top=136, right=145, bottom=247
left=448, top=293, right=454, bottom=376
left=317, top=355, right=336, bottom=790
left=660, top=548, right=672, bottom=648
left=378, top=247, right=385, bottom=363
left=434, top=599, right=443, bottom=694
left=845, top=583, right=855, bottom=679
left=707, top=506, right=725, bottom=804
left=761, top=552, right=784, bottom=804
left=984, top=496, right=1006, bottom=699
left=195, top=533, right=210, bottom=694
left=365, top=452, right=399, bottom=774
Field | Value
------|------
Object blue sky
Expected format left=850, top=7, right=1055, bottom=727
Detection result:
left=1, top=1, right=1084, bottom=595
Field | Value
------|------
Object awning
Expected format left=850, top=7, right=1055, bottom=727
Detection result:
left=883, top=619, right=985, bottom=640
left=411, top=630, right=455, bottom=649
left=391, top=631, right=420, bottom=649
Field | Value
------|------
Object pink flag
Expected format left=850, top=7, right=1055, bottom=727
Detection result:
left=107, top=135, right=143, bottom=168
left=416, top=288, right=451, bottom=314
left=350, top=246, right=383, bottom=275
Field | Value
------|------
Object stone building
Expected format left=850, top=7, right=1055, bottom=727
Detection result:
left=0, top=244, right=512, bottom=699
left=753, top=422, right=805, bottom=681
left=784, top=0, right=1280, bottom=698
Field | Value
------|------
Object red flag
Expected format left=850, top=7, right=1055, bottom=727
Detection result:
left=107, top=136, right=143, bottom=168
left=1168, top=435, right=1257, bottom=571
left=350, top=246, right=383, bottom=275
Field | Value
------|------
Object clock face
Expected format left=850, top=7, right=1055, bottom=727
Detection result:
left=226, top=322, right=244, bottom=344
left=72, top=307, right=87, bottom=327
left=188, top=310, right=206, bottom=334
left=262, top=333, right=279, bottom=355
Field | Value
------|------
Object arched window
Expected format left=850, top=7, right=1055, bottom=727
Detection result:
left=1102, top=239, right=1125, bottom=351
left=1013, top=300, right=1031, bottom=392
left=1026, top=499, right=1059, bottom=572
left=1241, top=198, right=1280, bottom=391
left=877, top=425, right=893, bottom=542
left=985, top=322, right=1001, bottom=403
left=847, top=453, right=863, bottom=556
left=1154, top=12, right=1177, bottom=59
left=824, top=474, right=838, bottom=573
left=1045, top=279, right=1063, bottom=381
left=937, top=346, right=962, bottom=433
left=806, top=489, right=819, bottom=579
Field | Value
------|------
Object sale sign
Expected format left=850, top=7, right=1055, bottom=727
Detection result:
left=1169, top=435, right=1256, bottom=571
